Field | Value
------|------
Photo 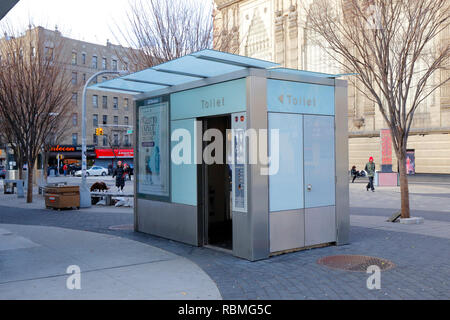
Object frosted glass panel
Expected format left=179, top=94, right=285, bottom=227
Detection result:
left=304, top=115, right=335, bottom=208
left=268, top=113, right=304, bottom=212
left=171, top=119, right=197, bottom=205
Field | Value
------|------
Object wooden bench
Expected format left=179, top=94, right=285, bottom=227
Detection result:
left=90, top=192, right=134, bottom=206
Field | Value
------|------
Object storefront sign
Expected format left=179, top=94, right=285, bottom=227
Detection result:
left=267, top=79, right=335, bottom=115
left=138, top=101, right=169, bottom=197
left=50, top=145, right=95, bottom=152
left=95, top=149, right=134, bottom=158
left=170, top=78, right=246, bottom=120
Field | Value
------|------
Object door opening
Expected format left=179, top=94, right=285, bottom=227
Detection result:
left=201, top=115, right=232, bottom=250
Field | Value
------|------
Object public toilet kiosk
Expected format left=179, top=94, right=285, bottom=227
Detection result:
left=91, top=50, right=349, bottom=261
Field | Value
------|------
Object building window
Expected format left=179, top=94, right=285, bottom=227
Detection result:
left=112, top=59, right=117, bottom=71
left=72, top=113, right=77, bottom=126
left=31, top=47, right=36, bottom=57
left=92, top=76, right=98, bottom=84
left=124, top=98, right=129, bottom=110
left=93, top=134, right=98, bottom=145
left=102, top=115, right=107, bottom=125
left=92, top=55, right=98, bottom=69
left=124, top=116, right=129, bottom=125
left=92, top=95, right=98, bottom=108
left=72, top=93, right=78, bottom=105
left=102, top=96, right=107, bottom=109
left=72, top=133, right=78, bottom=145
left=123, top=61, right=128, bottom=70
left=102, top=57, right=107, bottom=70
left=93, top=114, right=98, bottom=127
left=71, top=52, right=77, bottom=65
left=113, top=133, right=119, bottom=146
left=102, top=76, right=107, bottom=82
left=82, top=53, right=86, bottom=65
left=83, top=73, right=86, bottom=83
left=71, top=72, right=77, bottom=85
left=114, top=116, right=119, bottom=125
left=113, top=97, right=118, bottom=109
left=124, top=134, right=130, bottom=146
left=103, top=135, right=108, bottom=146
left=44, top=47, right=53, bottom=61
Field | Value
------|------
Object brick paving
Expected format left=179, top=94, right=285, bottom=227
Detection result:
left=0, top=180, right=449, bottom=300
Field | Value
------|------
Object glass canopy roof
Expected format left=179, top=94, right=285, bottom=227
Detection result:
left=89, top=49, right=339, bottom=95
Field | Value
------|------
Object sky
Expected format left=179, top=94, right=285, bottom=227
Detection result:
left=2, top=0, right=132, bottom=46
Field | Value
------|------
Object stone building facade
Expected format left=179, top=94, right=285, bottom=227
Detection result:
left=214, top=0, right=450, bottom=174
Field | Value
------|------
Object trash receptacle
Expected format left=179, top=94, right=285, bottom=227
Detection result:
left=45, top=185, right=80, bottom=210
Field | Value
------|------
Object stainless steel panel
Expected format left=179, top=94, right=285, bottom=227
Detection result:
left=305, top=206, right=336, bottom=247
left=334, top=80, right=350, bottom=245
left=232, top=75, right=269, bottom=261
left=136, top=198, right=199, bottom=246
left=269, top=210, right=305, bottom=253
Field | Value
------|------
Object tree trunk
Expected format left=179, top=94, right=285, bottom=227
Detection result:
left=26, top=162, right=34, bottom=203
left=18, top=156, right=23, bottom=180
left=398, top=153, right=411, bottom=219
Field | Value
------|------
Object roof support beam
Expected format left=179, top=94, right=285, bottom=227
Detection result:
left=151, top=68, right=207, bottom=79
left=97, top=86, right=145, bottom=94
left=123, top=78, right=173, bottom=87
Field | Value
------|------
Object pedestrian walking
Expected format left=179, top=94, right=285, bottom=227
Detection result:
left=365, top=157, right=376, bottom=192
left=63, top=164, right=68, bottom=177
left=112, top=160, right=126, bottom=193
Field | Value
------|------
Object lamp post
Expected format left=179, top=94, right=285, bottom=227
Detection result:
left=80, top=70, right=128, bottom=208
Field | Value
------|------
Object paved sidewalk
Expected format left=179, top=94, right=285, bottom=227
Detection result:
left=0, top=224, right=221, bottom=300
left=351, top=215, right=450, bottom=239
left=0, top=179, right=448, bottom=300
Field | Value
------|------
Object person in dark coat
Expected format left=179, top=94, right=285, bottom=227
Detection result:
left=112, top=161, right=126, bottom=192
left=351, top=165, right=360, bottom=183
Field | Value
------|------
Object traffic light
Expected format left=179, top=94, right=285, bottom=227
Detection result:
left=96, top=128, right=104, bottom=136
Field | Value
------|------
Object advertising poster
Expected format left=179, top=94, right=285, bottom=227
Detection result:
left=406, top=150, right=416, bottom=175
left=138, top=101, right=169, bottom=197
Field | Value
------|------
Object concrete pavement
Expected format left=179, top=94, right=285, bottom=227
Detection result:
left=0, top=224, right=221, bottom=300
left=0, top=176, right=449, bottom=299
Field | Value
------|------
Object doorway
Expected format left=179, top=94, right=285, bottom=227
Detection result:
left=201, top=115, right=232, bottom=250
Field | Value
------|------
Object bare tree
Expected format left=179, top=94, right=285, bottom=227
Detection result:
left=104, top=126, right=129, bottom=164
left=0, top=118, right=24, bottom=178
left=0, top=25, right=76, bottom=202
left=306, top=0, right=450, bottom=218
left=42, top=115, right=71, bottom=182
left=114, top=0, right=217, bottom=69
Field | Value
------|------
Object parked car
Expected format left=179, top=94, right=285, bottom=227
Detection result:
left=0, top=166, right=6, bottom=179
left=74, top=166, right=108, bottom=177
left=69, top=164, right=81, bottom=176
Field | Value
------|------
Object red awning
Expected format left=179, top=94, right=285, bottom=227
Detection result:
left=95, top=149, right=134, bottom=159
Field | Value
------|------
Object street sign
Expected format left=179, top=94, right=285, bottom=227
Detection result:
left=127, top=129, right=133, bottom=134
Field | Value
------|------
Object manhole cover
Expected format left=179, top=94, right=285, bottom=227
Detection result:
left=317, top=255, right=395, bottom=272
left=108, top=224, right=134, bottom=231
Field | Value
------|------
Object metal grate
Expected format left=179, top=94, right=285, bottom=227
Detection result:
left=317, top=255, right=395, bottom=272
